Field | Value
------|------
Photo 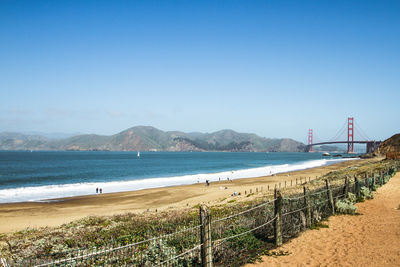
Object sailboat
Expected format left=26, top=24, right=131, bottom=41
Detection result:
left=137, top=151, right=140, bottom=158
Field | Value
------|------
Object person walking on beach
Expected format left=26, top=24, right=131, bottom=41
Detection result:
left=96, top=187, right=99, bottom=194
left=99, top=188, right=102, bottom=194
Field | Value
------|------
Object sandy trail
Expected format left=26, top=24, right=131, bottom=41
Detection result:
left=245, top=172, right=400, bottom=267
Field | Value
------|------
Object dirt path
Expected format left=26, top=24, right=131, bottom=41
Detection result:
left=245, top=172, right=400, bottom=267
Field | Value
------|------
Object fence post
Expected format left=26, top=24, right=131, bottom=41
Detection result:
left=355, top=176, right=360, bottom=199
left=325, top=180, right=335, bottom=215
left=372, top=173, right=375, bottom=188
left=200, top=206, right=213, bottom=267
left=274, top=189, right=283, bottom=246
left=303, top=186, right=311, bottom=228
left=365, top=176, right=370, bottom=190
left=344, top=176, right=349, bottom=196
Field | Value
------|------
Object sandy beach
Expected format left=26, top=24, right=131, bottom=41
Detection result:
left=245, top=170, right=400, bottom=267
left=0, top=159, right=366, bottom=233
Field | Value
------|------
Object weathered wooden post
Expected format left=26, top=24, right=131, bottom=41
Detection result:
left=291, top=180, right=293, bottom=186
left=200, top=206, right=213, bottom=267
left=371, top=172, right=375, bottom=188
left=365, top=175, right=370, bottom=190
left=296, top=178, right=298, bottom=185
left=355, top=176, right=360, bottom=199
left=303, top=186, right=312, bottom=228
left=380, top=170, right=384, bottom=184
left=285, top=181, right=287, bottom=188
left=274, top=189, right=283, bottom=246
left=325, top=180, right=335, bottom=214
left=344, top=176, right=349, bottom=196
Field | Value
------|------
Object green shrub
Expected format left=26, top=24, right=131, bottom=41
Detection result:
left=336, top=199, right=357, bottom=215
left=310, top=222, right=329, bottom=230
left=142, top=239, right=178, bottom=266
left=346, top=192, right=356, bottom=203
left=360, top=186, right=374, bottom=201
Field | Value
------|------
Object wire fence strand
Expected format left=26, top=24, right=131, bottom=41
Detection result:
left=4, top=166, right=397, bottom=267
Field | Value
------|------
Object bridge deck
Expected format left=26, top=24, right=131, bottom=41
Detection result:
left=310, top=141, right=380, bottom=146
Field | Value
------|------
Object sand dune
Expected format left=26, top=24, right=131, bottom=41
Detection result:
left=245, top=172, right=400, bottom=267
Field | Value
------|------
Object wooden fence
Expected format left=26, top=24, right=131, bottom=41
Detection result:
left=2, top=165, right=398, bottom=267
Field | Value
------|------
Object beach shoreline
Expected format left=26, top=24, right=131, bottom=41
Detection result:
left=0, top=158, right=371, bottom=233
left=0, top=155, right=358, bottom=204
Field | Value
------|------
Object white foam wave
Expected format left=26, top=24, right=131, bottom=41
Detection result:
left=0, top=158, right=356, bottom=203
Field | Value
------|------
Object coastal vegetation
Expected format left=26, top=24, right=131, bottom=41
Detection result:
left=1, top=158, right=398, bottom=266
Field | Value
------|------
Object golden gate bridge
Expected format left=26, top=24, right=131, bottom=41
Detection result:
left=307, top=117, right=381, bottom=154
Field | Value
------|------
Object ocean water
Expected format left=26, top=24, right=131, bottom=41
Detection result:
left=0, top=151, right=356, bottom=203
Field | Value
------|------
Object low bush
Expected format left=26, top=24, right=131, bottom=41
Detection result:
left=346, top=192, right=356, bottom=203
left=336, top=199, right=357, bottom=215
left=142, top=239, right=178, bottom=266
left=360, top=186, right=374, bottom=201
left=310, top=222, right=329, bottom=230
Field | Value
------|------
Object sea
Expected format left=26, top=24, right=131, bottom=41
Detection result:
left=0, top=151, right=357, bottom=203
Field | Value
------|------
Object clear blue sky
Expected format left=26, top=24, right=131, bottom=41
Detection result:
left=1, top=0, right=399, bottom=143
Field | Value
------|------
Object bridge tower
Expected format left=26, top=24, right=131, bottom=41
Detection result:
left=347, top=117, right=354, bottom=153
left=308, top=129, right=313, bottom=152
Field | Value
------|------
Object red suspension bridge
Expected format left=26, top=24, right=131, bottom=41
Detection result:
left=307, top=117, right=381, bottom=154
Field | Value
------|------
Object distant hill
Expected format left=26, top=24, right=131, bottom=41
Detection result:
left=0, top=126, right=307, bottom=152
left=377, top=134, right=400, bottom=157
left=313, top=145, right=342, bottom=152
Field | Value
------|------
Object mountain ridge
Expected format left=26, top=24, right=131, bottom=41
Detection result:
left=0, top=126, right=307, bottom=152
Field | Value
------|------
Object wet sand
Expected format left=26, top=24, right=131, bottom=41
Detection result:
left=245, top=171, right=400, bottom=267
left=0, top=159, right=365, bottom=233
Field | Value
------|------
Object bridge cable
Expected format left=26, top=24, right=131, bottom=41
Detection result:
left=354, top=122, right=370, bottom=141
left=328, top=120, right=347, bottom=142
left=313, top=133, right=322, bottom=144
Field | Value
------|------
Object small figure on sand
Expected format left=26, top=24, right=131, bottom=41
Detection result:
left=206, top=180, right=210, bottom=186
left=96, top=187, right=99, bottom=194
left=99, top=188, right=103, bottom=194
